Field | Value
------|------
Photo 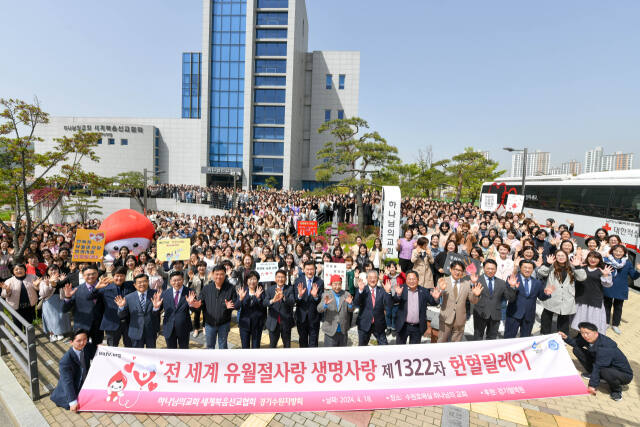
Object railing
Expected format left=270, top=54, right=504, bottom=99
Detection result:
left=0, top=298, right=39, bottom=400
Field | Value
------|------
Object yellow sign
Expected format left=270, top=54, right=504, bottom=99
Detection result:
left=72, top=229, right=106, bottom=263
left=156, top=238, right=191, bottom=262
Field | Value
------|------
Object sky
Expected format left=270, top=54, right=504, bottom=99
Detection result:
left=1, top=0, right=639, bottom=174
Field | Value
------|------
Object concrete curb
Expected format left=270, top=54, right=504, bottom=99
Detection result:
left=0, top=358, right=49, bottom=427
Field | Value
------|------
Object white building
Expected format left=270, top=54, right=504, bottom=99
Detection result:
left=584, top=146, right=634, bottom=173
left=36, top=0, right=360, bottom=191
left=584, top=146, right=604, bottom=173
left=510, top=150, right=550, bottom=177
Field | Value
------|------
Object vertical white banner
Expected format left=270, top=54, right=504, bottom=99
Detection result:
left=381, top=186, right=402, bottom=258
left=480, top=193, right=498, bottom=212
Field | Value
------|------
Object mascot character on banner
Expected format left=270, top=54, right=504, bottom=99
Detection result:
left=100, top=209, right=156, bottom=263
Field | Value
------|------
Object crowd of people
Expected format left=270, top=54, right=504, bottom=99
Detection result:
left=0, top=188, right=636, bottom=410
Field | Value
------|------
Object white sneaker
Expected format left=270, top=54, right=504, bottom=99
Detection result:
left=192, top=330, right=199, bottom=338
left=612, top=326, right=621, bottom=335
left=49, top=335, right=56, bottom=342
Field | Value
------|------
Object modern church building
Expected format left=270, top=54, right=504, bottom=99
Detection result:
left=37, top=0, right=360, bottom=190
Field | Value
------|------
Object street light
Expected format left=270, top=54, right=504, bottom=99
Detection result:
left=143, top=168, right=166, bottom=215
left=503, top=147, right=528, bottom=197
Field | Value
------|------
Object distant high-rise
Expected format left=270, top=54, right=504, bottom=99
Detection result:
left=510, top=150, right=550, bottom=177
left=561, top=160, right=581, bottom=175
left=602, top=152, right=634, bottom=172
left=584, top=147, right=604, bottom=173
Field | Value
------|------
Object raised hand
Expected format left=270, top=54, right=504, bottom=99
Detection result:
left=310, top=283, right=319, bottom=298
left=600, top=265, right=613, bottom=277
left=273, top=288, right=284, bottom=303
left=237, top=286, right=247, bottom=301
left=558, top=331, right=567, bottom=339
left=151, top=292, right=163, bottom=310
left=438, top=278, right=447, bottom=291
left=383, top=279, right=392, bottom=294
left=255, top=286, right=264, bottom=299
left=297, top=283, right=306, bottom=298
left=63, top=283, right=78, bottom=299
left=33, top=277, right=42, bottom=289
left=225, top=299, right=235, bottom=309
left=188, top=269, right=195, bottom=279
left=357, top=278, right=366, bottom=292
left=96, top=275, right=112, bottom=289
left=324, top=293, right=332, bottom=305
left=395, top=283, right=404, bottom=296
left=430, top=287, right=442, bottom=300
left=59, top=273, right=67, bottom=282
left=546, top=254, right=556, bottom=265
left=571, top=254, right=583, bottom=267
left=471, top=281, right=483, bottom=297
left=345, top=293, right=353, bottom=305
left=544, top=285, right=555, bottom=296
left=507, top=275, right=519, bottom=289
left=114, top=295, right=126, bottom=308
left=537, top=247, right=544, bottom=255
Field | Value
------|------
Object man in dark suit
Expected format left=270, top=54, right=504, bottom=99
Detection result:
left=504, top=260, right=554, bottom=338
left=294, top=261, right=324, bottom=347
left=264, top=269, right=296, bottom=348
left=158, top=271, right=200, bottom=349
left=354, top=270, right=392, bottom=345
left=392, top=270, right=440, bottom=344
left=50, top=329, right=97, bottom=411
left=62, top=265, right=105, bottom=344
left=115, top=273, right=162, bottom=348
left=473, top=259, right=516, bottom=340
left=90, top=266, right=135, bottom=347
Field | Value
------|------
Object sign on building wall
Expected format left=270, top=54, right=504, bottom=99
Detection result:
left=381, top=186, right=401, bottom=258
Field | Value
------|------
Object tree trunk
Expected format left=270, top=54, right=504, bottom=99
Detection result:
left=356, top=186, right=364, bottom=235
left=456, top=171, right=463, bottom=202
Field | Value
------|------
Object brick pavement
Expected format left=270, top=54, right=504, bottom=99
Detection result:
left=3, top=291, right=640, bottom=426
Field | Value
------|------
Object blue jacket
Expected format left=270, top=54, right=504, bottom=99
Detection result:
left=63, top=283, right=104, bottom=331
left=89, top=282, right=135, bottom=331
left=293, top=276, right=324, bottom=327
left=160, top=287, right=193, bottom=338
left=353, top=285, right=392, bottom=333
left=237, top=286, right=267, bottom=331
left=263, top=284, right=295, bottom=331
left=118, top=289, right=161, bottom=341
left=506, top=275, right=550, bottom=321
left=603, top=258, right=639, bottom=300
left=564, top=333, right=633, bottom=388
left=50, top=343, right=96, bottom=409
left=393, top=285, right=439, bottom=335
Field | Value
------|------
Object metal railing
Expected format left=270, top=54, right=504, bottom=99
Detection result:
left=0, top=299, right=39, bottom=400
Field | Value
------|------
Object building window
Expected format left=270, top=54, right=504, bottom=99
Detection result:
left=255, top=59, right=286, bottom=73
left=253, top=157, right=284, bottom=173
left=255, top=76, right=286, bottom=86
left=256, top=29, right=287, bottom=39
left=257, top=0, right=288, bottom=8
left=339, top=74, right=345, bottom=90
left=97, top=138, right=102, bottom=145
left=253, top=141, right=284, bottom=156
left=255, top=89, right=286, bottom=103
left=255, top=42, right=287, bottom=57
left=324, top=110, right=331, bottom=122
left=337, top=110, right=344, bottom=120
left=326, top=74, right=332, bottom=90
left=256, top=12, right=288, bottom=26
left=254, top=126, right=285, bottom=140
left=254, top=106, right=285, bottom=124
left=108, top=138, right=115, bottom=145
left=121, top=139, right=128, bottom=146
left=252, top=174, right=283, bottom=189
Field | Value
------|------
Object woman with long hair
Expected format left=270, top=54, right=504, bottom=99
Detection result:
left=572, top=251, right=613, bottom=334
left=603, top=244, right=640, bottom=334
left=369, top=238, right=387, bottom=271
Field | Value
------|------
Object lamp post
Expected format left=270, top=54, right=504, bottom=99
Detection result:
left=503, top=147, right=528, bottom=197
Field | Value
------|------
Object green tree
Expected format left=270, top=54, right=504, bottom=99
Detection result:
left=112, top=171, right=145, bottom=208
left=315, top=117, right=400, bottom=234
left=264, top=176, right=280, bottom=189
left=0, top=98, right=103, bottom=262
left=60, top=193, right=103, bottom=223
left=441, top=147, right=505, bottom=203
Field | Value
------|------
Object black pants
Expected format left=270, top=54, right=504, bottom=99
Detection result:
left=473, top=314, right=500, bottom=340
left=358, top=328, right=388, bottom=346
left=165, top=331, right=189, bottom=349
left=603, top=297, right=624, bottom=327
left=297, top=321, right=319, bottom=348
left=396, top=323, right=422, bottom=344
left=398, top=258, right=413, bottom=274
left=239, top=326, right=263, bottom=349
left=15, top=306, right=36, bottom=332
left=105, top=322, right=132, bottom=347
left=192, top=307, right=202, bottom=330
left=540, top=309, right=573, bottom=335
left=268, top=323, right=291, bottom=348
left=131, top=334, right=156, bottom=348
left=573, top=347, right=632, bottom=393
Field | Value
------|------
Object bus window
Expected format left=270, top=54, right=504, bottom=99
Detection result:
left=525, top=185, right=560, bottom=211
left=557, top=186, right=582, bottom=214
left=581, top=186, right=611, bottom=217
left=610, top=187, right=640, bottom=222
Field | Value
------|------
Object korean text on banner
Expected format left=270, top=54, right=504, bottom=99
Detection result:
left=323, top=262, right=347, bottom=290
left=78, top=334, right=586, bottom=414
left=480, top=193, right=498, bottom=212
left=381, top=186, right=401, bottom=258
left=72, top=229, right=106, bottom=263
left=255, top=262, right=279, bottom=283
left=297, top=221, right=318, bottom=236
left=156, top=238, right=191, bottom=263
left=505, top=194, right=525, bottom=213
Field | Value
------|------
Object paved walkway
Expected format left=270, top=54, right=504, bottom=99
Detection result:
left=3, top=291, right=640, bottom=427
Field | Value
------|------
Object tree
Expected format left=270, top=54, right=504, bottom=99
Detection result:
left=315, top=117, right=400, bottom=234
left=264, top=176, right=279, bottom=189
left=0, top=98, right=103, bottom=262
left=60, top=193, right=103, bottom=223
left=441, top=147, right=505, bottom=203
left=112, top=171, right=145, bottom=208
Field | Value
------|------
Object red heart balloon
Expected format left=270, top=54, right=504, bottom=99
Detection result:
left=124, top=362, right=134, bottom=373
left=147, top=382, right=158, bottom=392
left=133, top=370, right=156, bottom=387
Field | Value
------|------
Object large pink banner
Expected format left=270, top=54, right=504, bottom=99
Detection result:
left=78, top=334, right=587, bottom=414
